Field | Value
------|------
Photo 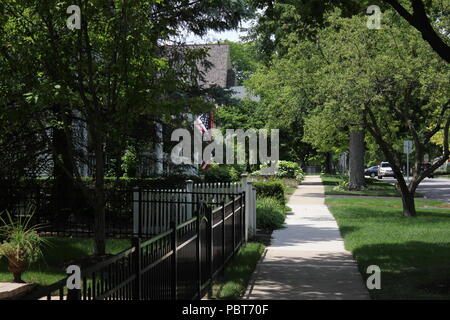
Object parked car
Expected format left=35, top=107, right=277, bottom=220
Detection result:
left=364, top=166, right=379, bottom=178
left=418, top=162, right=434, bottom=178
left=378, top=162, right=394, bottom=179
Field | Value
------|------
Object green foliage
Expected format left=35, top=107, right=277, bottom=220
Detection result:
left=212, top=242, right=265, bottom=299
left=254, top=181, right=285, bottom=205
left=121, top=148, right=138, bottom=178
left=275, top=161, right=304, bottom=181
left=333, top=179, right=350, bottom=192
left=253, top=161, right=304, bottom=182
left=0, top=208, right=48, bottom=266
left=256, top=197, right=286, bottom=230
left=0, top=237, right=131, bottom=285
left=215, top=99, right=265, bottom=131
left=223, top=40, right=259, bottom=85
left=201, top=164, right=245, bottom=183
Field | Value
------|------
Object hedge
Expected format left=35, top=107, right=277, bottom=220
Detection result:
left=201, top=164, right=245, bottom=183
left=253, top=181, right=285, bottom=205
left=2, top=174, right=203, bottom=191
left=256, top=197, right=286, bottom=230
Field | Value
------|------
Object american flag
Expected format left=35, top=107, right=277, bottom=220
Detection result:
left=194, top=113, right=214, bottom=170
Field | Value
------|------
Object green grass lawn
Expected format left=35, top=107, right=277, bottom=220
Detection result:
left=326, top=197, right=450, bottom=299
left=211, top=242, right=265, bottom=300
left=321, top=174, right=421, bottom=197
left=0, top=238, right=130, bottom=285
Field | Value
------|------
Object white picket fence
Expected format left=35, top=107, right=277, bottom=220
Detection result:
left=133, top=174, right=256, bottom=240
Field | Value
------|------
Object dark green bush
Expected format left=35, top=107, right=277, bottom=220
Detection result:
left=256, top=197, right=286, bottom=230
left=253, top=181, right=285, bottom=205
left=201, top=164, right=245, bottom=183
left=252, top=161, right=304, bottom=182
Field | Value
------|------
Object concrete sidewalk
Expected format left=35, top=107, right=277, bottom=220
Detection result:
left=245, top=176, right=369, bottom=300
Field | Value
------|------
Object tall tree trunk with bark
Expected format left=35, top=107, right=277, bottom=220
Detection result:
left=88, top=112, right=106, bottom=256
left=51, top=107, right=76, bottom=212
left=348, top=130, right=367, bottom=190
left=324, top=152, right=334, bottom=174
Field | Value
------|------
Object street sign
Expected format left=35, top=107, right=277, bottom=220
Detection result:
left=404, top=140, right=413, bottom=154
left=404, top=140, right=413, bottom=184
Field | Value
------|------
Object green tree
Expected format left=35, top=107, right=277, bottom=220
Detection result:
left=223, top=40, right=259, bottom=85
left=301, top=11, right=450, bottom=216
left=382, top=0, right=450, bottom=63
left=0, top=0, right=252, bottom=255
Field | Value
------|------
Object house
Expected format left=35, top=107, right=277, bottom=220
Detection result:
left=149, top=44, right=237, bottom=176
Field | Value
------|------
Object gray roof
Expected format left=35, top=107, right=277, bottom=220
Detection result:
left=190, top=44, right=235, bottom=88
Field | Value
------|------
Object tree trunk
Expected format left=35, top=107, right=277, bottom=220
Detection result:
left=88, top=113, right=106, bottom=256
left=348, top=130, right=367, bottom=190
left=400, top=188, right=417, bottom=217
left=324, top=152, right=334, bottom=174
left=52, top=108, right=76, bottom=213
left=93, top=143, right=106, bottom=255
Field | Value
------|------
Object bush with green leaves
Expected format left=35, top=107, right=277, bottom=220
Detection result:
left=253, top=181, right=286, bottom=205
left=333, top=179, right=349, bottom=191
left=201, top=164, right=246, bottom=183
left=253, top=161, right=304, bottom=182
left=121, top=147, right=138, bottom=178
left=256, top=197, right=286, bottom=230
left=277, top=161, right=304, bottom=180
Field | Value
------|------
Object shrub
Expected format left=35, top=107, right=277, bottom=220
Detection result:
left=201, top=164, right=245, bottom=183
left=332, top=179, right=349, bottom=191
left=254, top=161, right=304, bottom=182
left=121, top=148, right=138, bottom=178
left=256, top=197, right=286, bottom=230
left=277, top=161, right=303, bottom=180
left=253, top=181, right=286, bottom=205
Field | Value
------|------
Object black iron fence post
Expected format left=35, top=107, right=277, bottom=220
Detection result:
left=208, top=206, right=213, bottom=299
left=138, top=189, right=142, bottom=238
left=242, top=192, right=245, bottom=243
left=171, top=220, right=178, bottom=300
left=196, top=210, right=201, bottom=299
left=132, top=237, right=141, bottom=300
left=232, top=196, right=236, bottom=253
left=221, top=202, right=225, bottom=265
left=67, top=288, right=81, bottom=300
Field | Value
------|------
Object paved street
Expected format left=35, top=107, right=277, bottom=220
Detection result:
left=381, top=177, right=450, bottom=203
left=245, top=176, right=369, bottom=300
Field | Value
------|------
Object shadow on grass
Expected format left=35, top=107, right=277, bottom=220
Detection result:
left=352, top=241, right=450, bottom=300
left=212, top=242, right=265, bottom=300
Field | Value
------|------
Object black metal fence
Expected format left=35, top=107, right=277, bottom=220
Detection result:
left=0, top=186, right=244, bottom=239
left=22, top=194, right=245, bottom=300
left=0, top=185, right=136, bottom=237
